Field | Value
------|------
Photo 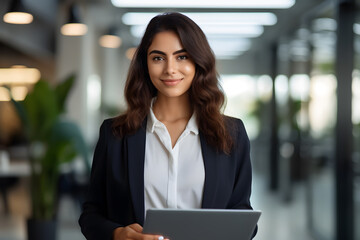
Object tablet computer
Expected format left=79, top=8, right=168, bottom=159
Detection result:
left=143, top=209, right=261, bottom=240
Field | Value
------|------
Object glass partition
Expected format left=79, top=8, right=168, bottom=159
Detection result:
left=353, top=11, right=360, bottom=240
left=306, top=11, right=337, bottom=240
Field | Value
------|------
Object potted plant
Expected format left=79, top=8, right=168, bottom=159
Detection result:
left=9, top=74, right=89, bottom=240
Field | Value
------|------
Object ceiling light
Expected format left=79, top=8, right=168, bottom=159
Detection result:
left=99, top=26, right=122, bottom=48
left=202, top=25, right=264, bottom=37
left=3, top=12, right=33, bottom=24
left=99, top=35, right=122, bottom=48
left=130, top=24, right=264, bottom=38
left=0, top=86, right=28, bottom=101
left=112, top=0, right=295, bottom=9
left=122, top=12, right=277, bottom=26
left=61, top=4, right=87, bottom=36
left=0, top=66, right=40, bottom=85
left=209, top=38, right=252, bottom=53
left=11, top=86, right=28, bottom=101
left=3, top=0, right=33, bottom=24
left=61, top=23, right=88, bottom=36
left=0, top=87, right=11, bottom=101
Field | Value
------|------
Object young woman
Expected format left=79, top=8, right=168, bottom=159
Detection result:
left=79, top=12, right=256, bottom=240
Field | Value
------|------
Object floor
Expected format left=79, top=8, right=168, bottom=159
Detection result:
left=0, top=171, right=314, bottom=240
left=251, top=173, right=313, bottom=240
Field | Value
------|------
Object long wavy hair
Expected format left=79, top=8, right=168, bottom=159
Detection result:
left=112, top=12, right=234, bottom=153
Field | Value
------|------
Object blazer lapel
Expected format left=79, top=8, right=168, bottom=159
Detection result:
left=200, top=132, right=220, bottom=208
left=127, top=120, right=147, bottom=225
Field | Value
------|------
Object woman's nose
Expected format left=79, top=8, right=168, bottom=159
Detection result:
left=165, top=59, right=176, bottom=74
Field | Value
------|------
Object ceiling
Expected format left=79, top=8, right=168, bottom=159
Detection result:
left=0, top=0, right=330, bottom=74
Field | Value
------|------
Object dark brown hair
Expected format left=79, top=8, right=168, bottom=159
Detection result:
left=112, top=12, right=233, bottom=153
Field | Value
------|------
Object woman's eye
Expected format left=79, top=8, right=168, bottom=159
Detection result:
left=153, top=56, right=164, bottom=61
left=178, top=55, right=188, bottom=60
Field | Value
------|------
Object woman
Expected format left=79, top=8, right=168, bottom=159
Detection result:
left=79, top=12, right=256, bottom=240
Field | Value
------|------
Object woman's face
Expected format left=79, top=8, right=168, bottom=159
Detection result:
left=147, top=31, right=196, bottom=99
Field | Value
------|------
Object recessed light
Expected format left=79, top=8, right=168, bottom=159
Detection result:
left=130, top=24, right=264, bottom=38
left=122, top=12, right=277, bottom=26
left=112, top=0, right=295, bottom=9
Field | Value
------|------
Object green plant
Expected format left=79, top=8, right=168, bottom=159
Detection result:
left=10, top=75, right=89, bottom=220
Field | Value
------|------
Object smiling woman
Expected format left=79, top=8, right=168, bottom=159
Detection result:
left=79, top=12, right=256, bottom=240
left=147, top=31, right=196, bottom=99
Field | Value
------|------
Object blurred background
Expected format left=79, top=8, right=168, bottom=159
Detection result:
left=0, top=0, right=359, bottom=239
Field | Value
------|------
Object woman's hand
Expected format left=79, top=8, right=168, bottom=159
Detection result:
left=113, top=223, right=168, bottom=240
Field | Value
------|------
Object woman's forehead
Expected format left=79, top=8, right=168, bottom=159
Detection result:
left=148, top=31, right=184, bottom=53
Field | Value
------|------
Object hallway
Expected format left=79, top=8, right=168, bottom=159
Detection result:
left=0, top=171, right=313, bottom=240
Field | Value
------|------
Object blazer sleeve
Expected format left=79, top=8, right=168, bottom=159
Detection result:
left=78, top=120, right=122, bottom=240
left=227, top=119, right=253, bottom=210
left=227, top=118, right=258, bottom=238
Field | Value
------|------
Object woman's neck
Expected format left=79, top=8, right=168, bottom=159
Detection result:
left=152, top=94, right=192, bottom=122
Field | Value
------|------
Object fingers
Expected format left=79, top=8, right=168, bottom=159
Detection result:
left=131, top=232, right=167, bottom=240
left=128, top=223, right=143, bottom=233
left=141, top=235, right=168, bottom=240
left=114, top=224, right=169, bottom=240
left=128, top=224, right=169, bottom=240
left=156, top=236, right=170, bottom=240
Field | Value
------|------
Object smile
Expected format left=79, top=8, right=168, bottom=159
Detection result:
left=161, top=78, right=183, bottom=86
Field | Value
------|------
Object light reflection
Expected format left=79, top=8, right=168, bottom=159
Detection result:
left=309, top=75, right=337, bottom=138
left=220, top=74, right=261, bottom=140
left=290, top=74, right=311, bottom=131
left=275, top=75, right=289, bottom=105
left=87, top=74, right=101, bottom=111
left=221, top=75, right=256, bottom=98
left=352, top=70, right=360, bottom=124
left=289, top=74, right=310, bottom=101
left=257, top=75, right=273, bottom=101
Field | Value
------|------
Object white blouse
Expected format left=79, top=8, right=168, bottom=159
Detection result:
left=144, top=107, right=205, bottom=216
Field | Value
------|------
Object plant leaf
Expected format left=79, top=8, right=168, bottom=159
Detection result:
left=49, top=119, right=90, bottom=170
left=55, top=74, right=76, bottom=113
left=23, top=80, right=60, bottom=141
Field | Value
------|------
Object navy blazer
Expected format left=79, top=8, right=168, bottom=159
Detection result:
left=79, top=116, right=255, bottom=240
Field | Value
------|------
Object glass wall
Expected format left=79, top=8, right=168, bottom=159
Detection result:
left=353, top=11, right=360, bottom=240
left=292, top=2, right=358, bottom=239
left=273, top=5, right=339, bottom=239
left=307, top=74, right=336, bottom=239
left=307, top=12, right=337, bottom=240
left=220, top=74, right=273, bottom=140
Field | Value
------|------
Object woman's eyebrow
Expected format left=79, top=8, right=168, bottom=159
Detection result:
left=173, top=49, right=186, bottom=55
left=148, top=49, right=187, bottom=55
left=148, top=50, right=165, bottom=55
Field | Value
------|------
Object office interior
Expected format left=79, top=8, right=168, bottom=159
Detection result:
left=0, top=0, right=359, bottom=239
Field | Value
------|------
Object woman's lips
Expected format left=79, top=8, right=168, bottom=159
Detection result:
left=161, top=78, right=182, bottom=86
